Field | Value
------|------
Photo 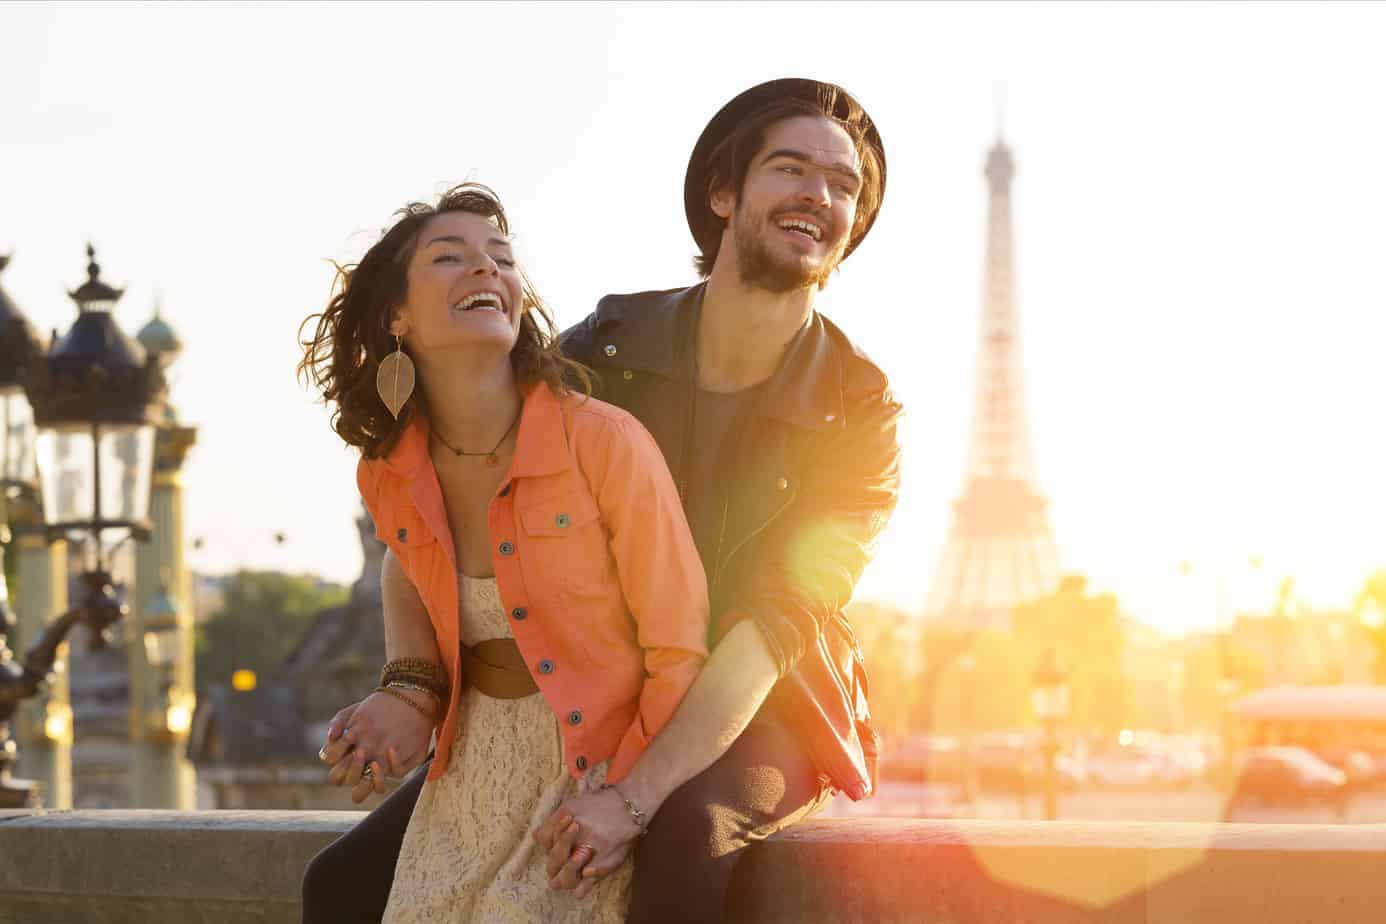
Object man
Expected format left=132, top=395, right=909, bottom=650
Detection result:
left=303, top=77, right=902, bottom=923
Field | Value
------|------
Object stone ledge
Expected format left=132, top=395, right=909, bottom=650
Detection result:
left=1, top=811, right=1384, bottom=923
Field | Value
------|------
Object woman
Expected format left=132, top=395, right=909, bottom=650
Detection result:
left=297, top=183, right=709, bottom=922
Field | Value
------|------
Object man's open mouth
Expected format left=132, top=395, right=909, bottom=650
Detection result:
left=776, top=217, right=824, bottom=242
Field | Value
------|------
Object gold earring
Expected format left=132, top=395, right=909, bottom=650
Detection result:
left=376, top=334, right=416, bottom=419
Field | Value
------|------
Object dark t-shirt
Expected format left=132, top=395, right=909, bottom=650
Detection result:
left=687, top=383, right=765, bottom=577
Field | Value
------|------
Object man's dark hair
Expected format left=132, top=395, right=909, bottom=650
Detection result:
left=693, top=88, right=885, bottom=277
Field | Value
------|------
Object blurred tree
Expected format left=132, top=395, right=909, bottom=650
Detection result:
left=194, top=570, right=347, bottom=692
left=847, top=601, right=920, bottom=739
left=926, top=630, right=1030, bottom=733
left=915, top=625, right=975, bottom=733
left=1356, top=569, right=1386, bottom=681
left=1180, top=640, right=1232, bottom=732
left=1218, top=633, right=1267, bottom=693
left=1012, top=575, right=1129, bottom=733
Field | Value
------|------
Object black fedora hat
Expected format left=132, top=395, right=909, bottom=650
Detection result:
left=684, top=77, right=887, bottom=263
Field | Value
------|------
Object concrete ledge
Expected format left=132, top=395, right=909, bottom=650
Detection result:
left=1, top=810, right=1384, bottom=923
left=0, top=810, right=349, bottom=924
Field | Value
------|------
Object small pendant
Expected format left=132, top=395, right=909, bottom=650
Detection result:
left=486, top=453, right=499, bottom=466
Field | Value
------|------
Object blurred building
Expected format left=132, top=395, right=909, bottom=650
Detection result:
left=1227, top=608, right=1373, bottom=687
left=188, top=505, right=387, bottom=809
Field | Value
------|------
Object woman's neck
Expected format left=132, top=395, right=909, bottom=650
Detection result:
left=413, top=347, right=522, bottom=449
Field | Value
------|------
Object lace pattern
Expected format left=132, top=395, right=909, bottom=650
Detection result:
left=382, top=575, right=632, bottom=923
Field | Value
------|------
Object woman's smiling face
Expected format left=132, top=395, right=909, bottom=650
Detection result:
left=392, top=211, right=525, bottom=354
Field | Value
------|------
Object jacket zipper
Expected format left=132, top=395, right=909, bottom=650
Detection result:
left=714, top=481, right=795, bottom=595
left=709, top=499, right=729, bottom=592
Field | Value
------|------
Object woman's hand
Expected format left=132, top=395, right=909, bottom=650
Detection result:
left=318, top=691, right=435, bottom=803
left=535, top=789, right=642, bottom=898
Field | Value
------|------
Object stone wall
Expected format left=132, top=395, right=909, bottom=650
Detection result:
left=1, top=811, right=1384, bottom=923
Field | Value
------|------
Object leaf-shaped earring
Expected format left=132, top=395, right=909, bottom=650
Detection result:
left=376, top=334, right=416, bottom=419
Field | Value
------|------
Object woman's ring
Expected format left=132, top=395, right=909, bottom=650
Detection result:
left=571, top=843, right=596, bottom=866
left=361, top=764, right=375, bottom=781
left=318, top=746, right=328, bottom=761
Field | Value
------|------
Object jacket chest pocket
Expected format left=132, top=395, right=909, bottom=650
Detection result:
left=517, top=490, right=612, bottom=598
left=387, top=508, right=442, bottom=592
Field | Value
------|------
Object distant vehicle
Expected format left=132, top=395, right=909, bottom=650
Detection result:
left=1087, top=749, right=1161, bottom=788
left=1231, top=685, right=1386, bottom=785
left=1088, top=733, right=1211, bottom=790
left=973, top=731, right=1086, bottom=792
left=879, top=734, right=965, bottom=784
left=1228, top=746, right=1348, bottom=814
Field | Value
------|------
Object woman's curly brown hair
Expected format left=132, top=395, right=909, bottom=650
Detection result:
left=297, top=183, right=590, bottom=459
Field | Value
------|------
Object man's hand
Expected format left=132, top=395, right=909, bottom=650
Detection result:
left=535, top=789, right=641, bottom=898
left=318, top=692, right=434, bottom=803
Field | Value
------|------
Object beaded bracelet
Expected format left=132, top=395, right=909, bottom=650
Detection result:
left=373, top=685, right=438, bottom=723
left=381, top=665, right=449, bottom=701
left=381, top=657, right=447, bottom=687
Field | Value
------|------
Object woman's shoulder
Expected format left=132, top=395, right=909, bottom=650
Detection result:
left=555, top=390, right=663, bottom=470
left=557, top=390, right=642, bottom=436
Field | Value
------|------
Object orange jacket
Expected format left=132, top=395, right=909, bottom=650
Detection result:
left=357, top=382, right=709, bottom=784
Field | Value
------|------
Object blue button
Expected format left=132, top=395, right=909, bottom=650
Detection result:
left=499, top=541, right=515, bottom=556
left=575, top=756, right=588, bottom=770
left=397, top=528, right=407, bottom=542
left=555, top=513, right=570, bottom=529
left=538, top=659, right=554, bottom=674
left=511, top=607, right=527, bottom=621
left=568, top=709, right=582, bottom=726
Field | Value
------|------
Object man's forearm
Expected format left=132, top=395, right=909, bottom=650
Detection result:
left=615, top=619, right=779, bottom=815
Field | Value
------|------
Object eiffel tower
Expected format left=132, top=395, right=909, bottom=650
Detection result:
left=924, top=138, right=1060, bottom=631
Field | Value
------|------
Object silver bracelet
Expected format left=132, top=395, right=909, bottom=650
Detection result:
left=602, top=783, right=648, bottom=837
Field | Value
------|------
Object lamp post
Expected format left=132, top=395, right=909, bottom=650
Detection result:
left=956, top=653, right=978, bottom=811
left=130, top=299, right=197, bottom=807
left=3, top=244, right=165, bottom=806
left=0, top=252, right=48, bottom=806
left=1030, top=649, right=1069, bottom=821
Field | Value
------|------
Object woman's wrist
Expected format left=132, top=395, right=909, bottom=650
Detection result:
left=372, top=684, right=438, bottom=722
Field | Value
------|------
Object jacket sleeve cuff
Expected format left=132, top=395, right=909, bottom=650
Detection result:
left=721, top=606, right=804, bottom=678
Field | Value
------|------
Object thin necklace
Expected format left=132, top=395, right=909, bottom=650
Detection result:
left=431, top=407, right=522, bottom=466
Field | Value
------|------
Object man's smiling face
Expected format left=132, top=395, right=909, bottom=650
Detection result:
left=712, top=114, right=863, bottom=293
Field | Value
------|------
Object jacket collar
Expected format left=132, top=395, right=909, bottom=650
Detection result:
left=596, top=282, right=845, bottom=432
left=381, top=381, right=571, bottom=482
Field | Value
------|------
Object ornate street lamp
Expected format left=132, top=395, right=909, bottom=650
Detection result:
left=0, top=253, right=42, bottom=504
left=0, top=245, right=165, bottom=805
left=0, top=252, right=46, bottom=805
left=1030, top=649, right=1069, bottom=821
left=26, top=244, right=165, bottom=580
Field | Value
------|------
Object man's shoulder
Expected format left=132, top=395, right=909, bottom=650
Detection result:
left=561, top=285, right=696, bottom=353
left=593, top=285, right=693, bottom=321
left=816, top=313, right=898, bottom=405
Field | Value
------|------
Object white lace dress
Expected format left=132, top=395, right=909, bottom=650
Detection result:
left=382, top=575, right=633, bottom=923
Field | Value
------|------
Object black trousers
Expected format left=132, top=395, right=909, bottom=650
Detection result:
left=301, top=711, right=829, bottom=923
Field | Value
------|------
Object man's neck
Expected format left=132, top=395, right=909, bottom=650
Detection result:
left=697, top=261, right=814, bottom=393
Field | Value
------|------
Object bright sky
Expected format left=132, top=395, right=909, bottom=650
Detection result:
left=3, top=2, right=1383, bottom=636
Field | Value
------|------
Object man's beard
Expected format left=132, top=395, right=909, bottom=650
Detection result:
left=733, top=203, right=847, bottom=294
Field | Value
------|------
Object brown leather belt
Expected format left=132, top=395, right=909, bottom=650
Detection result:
left=459, top=638, right=540, bottom=699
